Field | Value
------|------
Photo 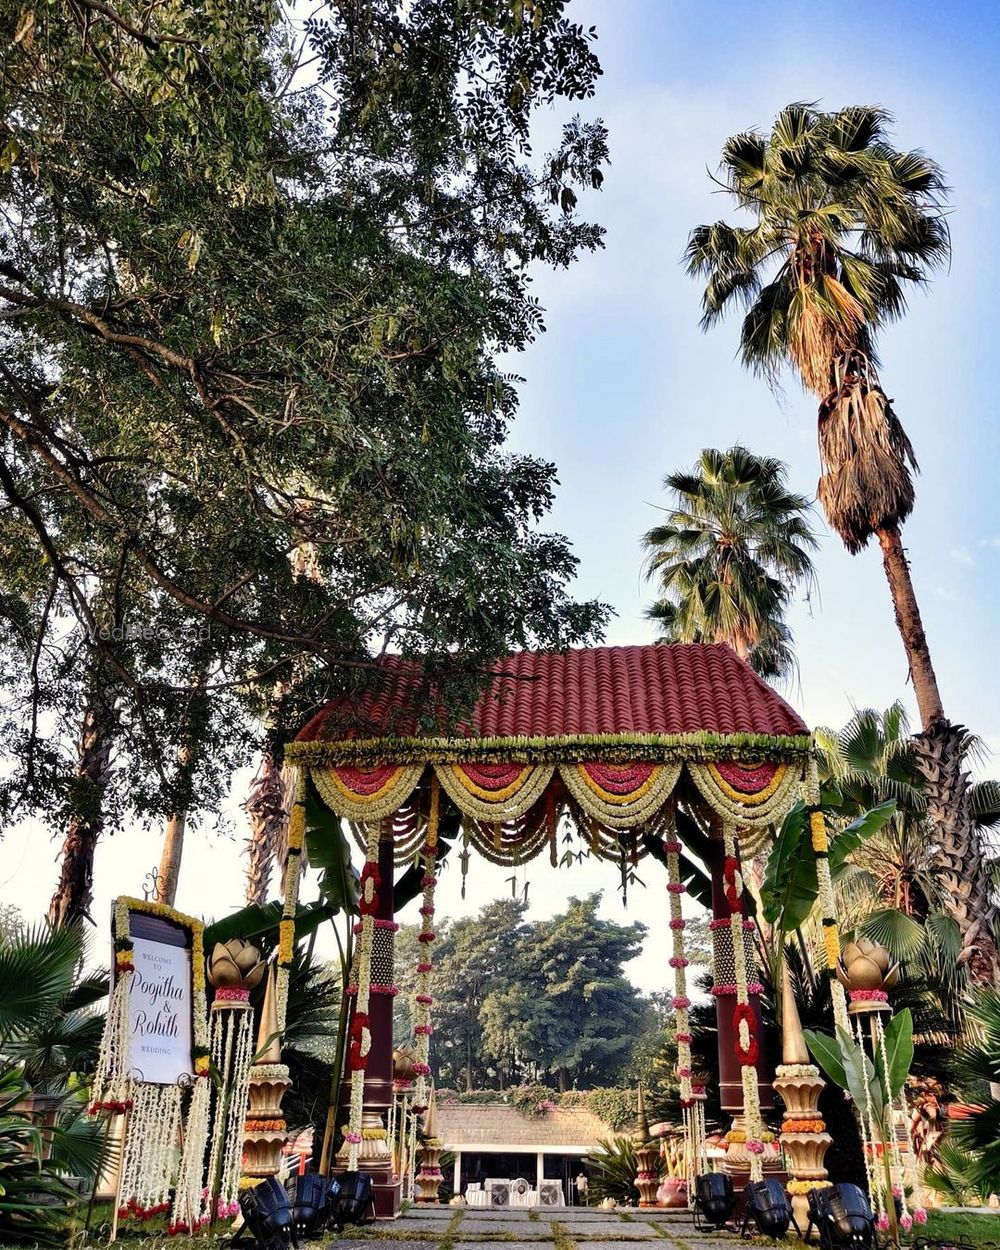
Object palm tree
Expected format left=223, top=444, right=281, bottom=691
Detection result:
left=642, top=445, right=817, bottom=679
left=684, top=103, right=990, bottom=963
left=817, top=703, right=1000, bottom=990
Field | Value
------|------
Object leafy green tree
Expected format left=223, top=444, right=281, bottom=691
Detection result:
left=686, top=104, right=988, bottom=968
left=0, top=0, right=611, bottom=921
left=481, top=894, right=646, bottom=1091
left=643, top=446, right=817, bottom=679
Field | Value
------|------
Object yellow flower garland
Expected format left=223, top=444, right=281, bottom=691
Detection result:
left=708, top=762, right=789, bottom=806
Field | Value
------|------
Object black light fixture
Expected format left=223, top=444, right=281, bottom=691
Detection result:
left=693, top=1172, right=737, bottom=1231
left=236, top=1176, right=297, bottom=1250
left=324, top=1176, right=342, bottom=1231
left=290, top=1172, right=329, bottom=1238
left=329, top=1171, right=375, bottom=1226
left=806, top=1183, right=875, bottom=1250
left=742, top=1179, right=798, bottom=1239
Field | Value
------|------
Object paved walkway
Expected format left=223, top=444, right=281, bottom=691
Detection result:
left=337, top=1205, right=742, bottom=1250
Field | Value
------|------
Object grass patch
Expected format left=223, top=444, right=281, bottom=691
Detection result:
left=922, top=1208, right=1000, bottom=1247
left=528, top=1209, right=540, bottom=1222
left=552, top=1220, right=578, bottom=1250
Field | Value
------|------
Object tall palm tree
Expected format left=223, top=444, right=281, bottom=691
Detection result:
left=642, top=445, right=817, bottom=679
left=684, top=103, right=989, bottom=963
left=817, top=703, right=1000, bottom=989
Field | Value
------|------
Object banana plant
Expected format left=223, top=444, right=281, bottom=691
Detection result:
left=759, top=798, right=896, bottom=1012
left=804, top=1009, right=914, bottom=1245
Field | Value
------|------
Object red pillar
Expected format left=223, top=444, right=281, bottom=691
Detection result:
left=708, top=832, right=774, bottom=1113
left=336, top=827, right=402, bottom=1217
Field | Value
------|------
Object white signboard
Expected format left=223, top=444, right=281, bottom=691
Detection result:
left=128, top=937, right=193, bottom=1085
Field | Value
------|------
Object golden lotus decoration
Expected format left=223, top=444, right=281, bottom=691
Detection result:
left=837, top=938, right=900, bottom=1013
left=207, top=938, right=266, bottom=993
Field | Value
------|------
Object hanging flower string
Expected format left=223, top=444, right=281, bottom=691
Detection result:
left=805, top=760, right=849, bottom=1032
left=663, top=832, right=693, bottom=1109
left=275, top=768, right=307, bottom=1034
left=413, top=777, right=440, bottom=1113
left=346, top=819, right=381, bottom=1171
left=722, top=825, right=765, bottom=1181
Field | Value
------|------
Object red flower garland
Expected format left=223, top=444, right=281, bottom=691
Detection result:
left=348, top=1010, right=370, bottom=1072
left=732, top=1002, right=759, bottom=1066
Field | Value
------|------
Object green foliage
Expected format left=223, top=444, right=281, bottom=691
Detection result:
left=0, top=1066, right=77, bottom=1246
left=686, top=104, right=949, bottom=549
left=583, top=1087, right=639, bottom=1131
left=643, top=446, right=816, bottom=679
left=0, top=0, right=610, bottom=852
left=509, top=1084, right=558, bottom=1117
left=587, top=1136, right=662, bottom=1205
left=395, top=894, right=650, bottom=1091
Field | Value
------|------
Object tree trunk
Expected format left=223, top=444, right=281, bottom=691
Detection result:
left=155, top=809, right=187, bottom=907
left=244, top=749, right=288, bottom=905
left=876, top=525, right=944, bottom=729
left=876, top=525, right=995, bottom=976
left=48, top=697, right=114, bottom=927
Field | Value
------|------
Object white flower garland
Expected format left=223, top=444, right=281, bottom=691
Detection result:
left=663, top=831, right=692, bottom=1106
left=804, top=761, right=850, bottom=1033
left=413, top=779, right=440, bottom=1112
left=559, top=762, right=683, bottom=830
left=435, top=762, right=555, bottom=824
left=311, top=763, right=425, bottom=823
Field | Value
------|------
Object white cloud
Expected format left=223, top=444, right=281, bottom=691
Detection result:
left=951, top=545, right=975, bottom=565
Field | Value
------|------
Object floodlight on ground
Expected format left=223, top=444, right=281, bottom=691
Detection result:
left=807, top=1183, right=875, bottom=1250
left=236, top=1176, right=297, bottom=1250
left=742, top=1179, right=797, bottom=1239
left=693, top=1171, right=736, bottom=1231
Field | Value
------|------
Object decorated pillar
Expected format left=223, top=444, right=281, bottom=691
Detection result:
left=414, top=1084, right=444, bottom=1203
left=773, top=962, right=833, bottom=1233
left=334, top=820, right=401, bottom=1218
left=633, top=1085, right=660, bottom=1207
left=707, top=831, right=772, bottom=1114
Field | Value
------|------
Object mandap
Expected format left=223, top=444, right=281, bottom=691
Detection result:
left=280, top=643, right=847, bottom=1216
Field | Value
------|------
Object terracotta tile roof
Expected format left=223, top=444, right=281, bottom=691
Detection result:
left=295, top=643, right=807, bottom=747
left=435, top=1102, right=613, bottom=1151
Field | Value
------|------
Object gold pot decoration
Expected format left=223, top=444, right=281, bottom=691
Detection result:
left=394, top=1041, right=417, bottom=1083
left=207, top=938, right=267, bottom=992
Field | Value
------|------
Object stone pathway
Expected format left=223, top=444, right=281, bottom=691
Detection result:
left=334, top=1205, right=746, bottom=1250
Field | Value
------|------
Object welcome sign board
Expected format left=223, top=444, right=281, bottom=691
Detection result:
left=128, top=936, right=194, bottom=1085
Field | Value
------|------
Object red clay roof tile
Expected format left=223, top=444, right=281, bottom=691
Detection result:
left=296, top=643, right=807, bottom=744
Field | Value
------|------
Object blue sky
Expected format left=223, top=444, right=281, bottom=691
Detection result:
left=3, top=0, right=997, bottom=994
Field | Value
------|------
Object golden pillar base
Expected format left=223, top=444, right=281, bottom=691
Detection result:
left=242, top=1063, right=291, bottom=1180
left=415, top=1140, right=443, bottom=1204
left=634, top=1143, right=660, bottom=1207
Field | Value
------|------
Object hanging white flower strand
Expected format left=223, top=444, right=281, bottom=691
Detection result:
left=413, top=777, right=440, bottom=1113
left=663, top=824, right=693, bottom=1103
left=346, top=819, right=381, bottom=1170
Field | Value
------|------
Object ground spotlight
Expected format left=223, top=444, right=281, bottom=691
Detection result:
left=807, top=1183, right=875, bottom=1250
left=742, top=1179, right=797, bottom=1239
left=329, top=1171, right=375, bottom=1226
left=693, top=1172, right=736, bottom=1231
left=236, top=1176, right=297, bottom=1250
left=290, top=1172, right=329, bottom=1238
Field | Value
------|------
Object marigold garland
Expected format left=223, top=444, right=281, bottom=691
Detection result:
left=435, top=761, right=553, bottom=824
left=803, top=762, right=849, bottom=1033
left=688, top=760, right=804, bottom=830
left=560, top=761, right=682, bottom=830
left=275, top=769, right=307, bottom=1033
left=312, top=762, right=425, bottom=822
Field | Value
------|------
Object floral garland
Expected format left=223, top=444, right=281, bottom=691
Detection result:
left=788, top=1179, right=833, bottom=1196
left=286, top=730, right=815, bottom=771
left=346, top=819, right=380, bottom=1171
left=435, top=761, right=554, bottom=823
left=781, top=1119, right=826, bottom=1134
left=275, top=768, right=307, bottom=1033
left=311, top=762, right=425, bottom=823
left=688, top=761, right=804, bottom=830
left=413, top=778, right=440, bottom=1112
left=722, top=826, right=765, bottom=1181
left=663, top=832, right=693, bottom=1108
left=560, top=761, right=682, bottom=830
left=804, top=762, right=849, bottom=1032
